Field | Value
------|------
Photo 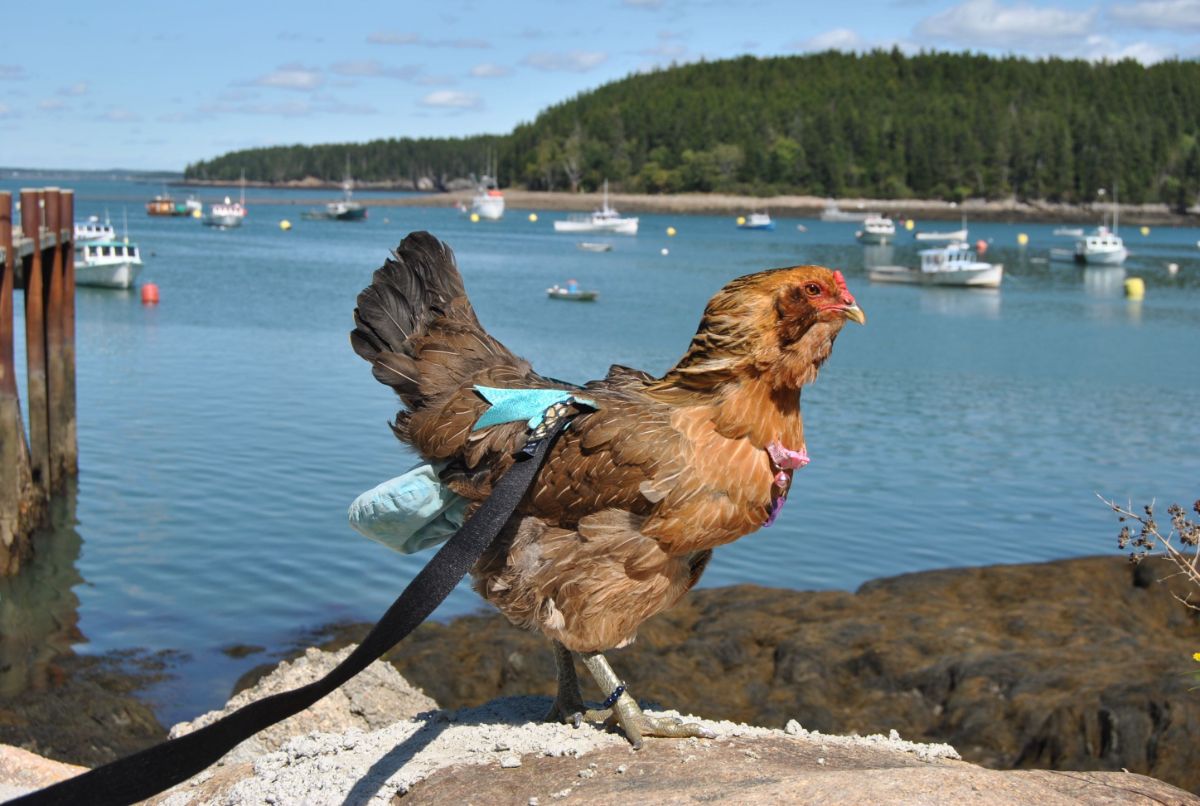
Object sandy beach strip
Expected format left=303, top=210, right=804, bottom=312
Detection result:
left=176, top=183, right=1199, bottom=225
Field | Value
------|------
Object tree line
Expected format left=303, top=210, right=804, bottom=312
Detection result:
left=184, top=50, right=1200, bottom=209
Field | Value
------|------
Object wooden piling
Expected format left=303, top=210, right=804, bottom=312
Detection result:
left=0, top=193, right=37, bottom=573
left=42, top=188, right=70, bottom=492
left=19, top=189, right=49, bottom=501
left=57, top=191, right=77, bottom=478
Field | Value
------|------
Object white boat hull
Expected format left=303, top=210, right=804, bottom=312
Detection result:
left=1077, top=247, right=1127, bottom=265
left=914, top=228, right=968, bottom=242
left=76, top=260, right=143, bottom=289
left=472, top=196, right=505, bottom=220
left=553, top=218, right=638, bottom=235
left=203, top=214, right=243, bottom=228
left=868, top=264, right=1003, bottom=288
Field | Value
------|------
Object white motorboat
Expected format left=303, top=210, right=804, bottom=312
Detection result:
left=305, top=177, right=367, bottom=221
left=914, top=217, right=967, bottom=242
left=204, top=173, right=248, bottom=228
left=1073, top=184, right=1127, bottom=265
left=76, top=240, right=143, bottom=289
left=868, top=241, right=1003, bottom=288
left=203, top=197, right=247, bottom=228
left=470, top=173, right=504, bottom=220
left=74, top=215, right=115, bottom=243
left=553, top=180, right=638, bottom=235
left=737, top=212, right=775, bottom=231
left=577, top=242, right=613, bottom=252
left=856, top=215, right=896, bottom=244
left=1072, top=226, right=1127, bottom=265
left=819, top=201, right=873, bottom=222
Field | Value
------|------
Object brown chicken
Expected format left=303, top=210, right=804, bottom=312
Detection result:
left=351, top=231, right=864, bottom=747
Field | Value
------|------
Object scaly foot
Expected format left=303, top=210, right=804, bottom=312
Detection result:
left=580, top=651, right=715, bottom=750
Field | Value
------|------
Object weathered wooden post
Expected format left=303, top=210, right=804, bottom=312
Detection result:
left=57, top=190, right=78, bottom=479
left=1, top=193, right=36, bottom=573
left=19, top=189, right=49, bottom=500
left=42, top=187, right=70, bottom=492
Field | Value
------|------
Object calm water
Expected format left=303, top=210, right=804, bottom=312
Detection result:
left=2, top=178, right=1199, bottom=724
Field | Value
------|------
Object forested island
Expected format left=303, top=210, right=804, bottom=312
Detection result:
left=184, top=50, right=1200, bottom=210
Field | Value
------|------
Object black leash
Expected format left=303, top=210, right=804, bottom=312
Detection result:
left=12, top=418, right=572, bottom=806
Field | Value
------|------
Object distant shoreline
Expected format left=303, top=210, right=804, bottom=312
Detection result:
left=172, top=182, right=1199, bottom=226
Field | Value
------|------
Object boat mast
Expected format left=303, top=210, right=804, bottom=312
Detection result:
left=1113, top=181, right=1119, bottom=235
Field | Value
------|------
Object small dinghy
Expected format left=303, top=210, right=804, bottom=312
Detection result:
left=547, top=283, right=598, bottom=301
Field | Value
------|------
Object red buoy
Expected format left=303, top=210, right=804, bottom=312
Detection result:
left=141, top=283, right=160, bottom=305
left=975, top=239, right=988, bottom=255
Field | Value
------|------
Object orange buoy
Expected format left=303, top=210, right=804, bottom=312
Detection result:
left=141, top=283, right=160, bottom=305
left=975, top=239, right=988, bottom=255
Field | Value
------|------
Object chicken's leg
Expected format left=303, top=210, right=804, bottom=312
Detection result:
left=544, top=641, right=588, bottom=726
left=579, top=651, right=715, bottom=750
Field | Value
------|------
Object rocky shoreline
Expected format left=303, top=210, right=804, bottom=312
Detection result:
left=1, top=555, right=1197, bottom=799
left=172, top=181, right=1200, bottom=226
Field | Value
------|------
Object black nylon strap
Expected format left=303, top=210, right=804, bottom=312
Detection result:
left=12, top=419, right=570, bottom=806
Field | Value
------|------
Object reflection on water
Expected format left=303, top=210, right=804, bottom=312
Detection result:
left=0, top=482, right=84, bottom=697
left=862, top=244, right=896, bottom=268
left=919, top=287, right=1002, bottom=319
left=1081, top=265, right=1127, bottom=297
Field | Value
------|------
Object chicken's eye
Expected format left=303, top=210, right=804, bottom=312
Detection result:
left=803, top=283, right=822, bottom=297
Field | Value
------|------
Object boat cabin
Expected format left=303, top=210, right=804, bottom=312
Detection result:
left=82, top=242, right=140, bottom=261
left=919, top=243, right=981, bottom=272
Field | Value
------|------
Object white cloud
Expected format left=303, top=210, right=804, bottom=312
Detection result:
left=38, top=99, right=65, bottom=111
left=915, top=0, right=1095, bottom=46
left=330, top=60, right=421, bottom=80
left=470, top=62, right=512, bottom=77
left=419, top=90, right=482, bottom=109
left=102, top=108, right=139, bottom=122
left=58, top=82, right=88, bottom=96
left=367, top=31, right=420, bottom=45
left=790, top=28, right=865, bottom=52
left=430, top=38, right=490, bottom=49
left=248, top=65, right=323, bottom=91
left=0, top=65, right=24, bottom=80
left=0, top=103, right=13, bottom=118
left=1081, top=34, right=1178, bottom=62
left=1109, top=0, right=1200, bottom=30
left=522, top=50, right=608, bottom=72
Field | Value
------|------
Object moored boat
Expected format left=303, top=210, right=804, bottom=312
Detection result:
left=856, top=215, right=896, bottom=244
left=76, top=240, right=143, bottom=289
left=577, top=242, right=613, bottom=252
left=146, top=193, right=202, bottom=217
left=304, top=178, right=367, bottom=221
left=1073, top=226, right=1127, bottom=265
left=553, top=180, right=638, bottom=235
left=737, top=212, right=775, bottom=231
left=820, top=201, right=873, bottom=222
left=914, top=217, right=968, bottom=242
left=547, top=284, right=598, bottom=301
left=74, top=214, right=116, bottom=243
left=868, top=241, right=1003, bottom=288
left=470, top=173, right=504, bottom=221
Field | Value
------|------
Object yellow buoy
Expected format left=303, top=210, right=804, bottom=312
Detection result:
left=904, top=219, right=914, bottom=231
left=528, top=213, right=538, bottom=223
left=279, top=219, right=292, bottom=231
left=192, top=209, right=202, bottom=219
left=1140, top=226, right=1150, bottom=236
left=1017, top=233, right=1029, bottom=246
left=666, top=226, right=677, bottom=237
left=736, top=216, right=746, bottom=226
left=1124, top=277, right=1145, bottom=300
left=470, top=212, right=480, bottom=223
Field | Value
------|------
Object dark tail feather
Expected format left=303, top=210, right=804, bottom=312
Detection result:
left=351, top=232, right=470, bottom=401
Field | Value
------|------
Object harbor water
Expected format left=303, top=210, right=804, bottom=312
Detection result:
left=2, top=178, right=1199, bottom=725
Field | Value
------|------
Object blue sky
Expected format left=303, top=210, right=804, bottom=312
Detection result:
left=2, top=0, right=1197, bottom=171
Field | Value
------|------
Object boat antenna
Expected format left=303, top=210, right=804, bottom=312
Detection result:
left=122, top=207, right=129, bottom=245
left=1113, top=181, right=1119, bottom=235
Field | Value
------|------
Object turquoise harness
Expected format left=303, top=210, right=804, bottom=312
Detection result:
left=349, top=386, right=596, bottom=554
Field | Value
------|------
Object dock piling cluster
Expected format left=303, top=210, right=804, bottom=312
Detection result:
left=0, top=188, right=78, bottom=574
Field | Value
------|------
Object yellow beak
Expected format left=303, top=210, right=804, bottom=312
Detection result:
left=842, top=303, right=867, bottom=325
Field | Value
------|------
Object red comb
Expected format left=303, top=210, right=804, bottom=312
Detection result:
left=833, top=270, right=855, bottom=303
